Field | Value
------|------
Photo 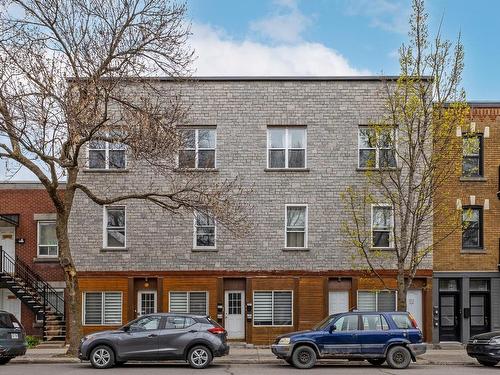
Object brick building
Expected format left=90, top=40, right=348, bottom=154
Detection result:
left=0, top=183, right=66, bottom=340
left=433, top=103, right=500, bottom=343
left=68, top=77, right=433, bottom=344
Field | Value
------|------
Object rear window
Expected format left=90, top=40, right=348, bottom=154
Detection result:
left=0, top=313, right=19, bottom=329
left=390, top=314, right=414, bottom=329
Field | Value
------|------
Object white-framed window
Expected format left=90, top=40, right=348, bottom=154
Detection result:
left=357, top=290, right=397, bottom=312
left=37, top=221, right=58, bottom=257
left=88, top=131, right=126, bottom=170
left=267, top=127, right=306, bottom=169
left=253, top=291, right=293, bottom=326
left=358, top=126, right=396, bottom=169
left=169, top=291, right=208, bottom=315
left=371, top=204, right=393, bottom=249
left=285, top=205, right=307, bottom=248
left=193, top=211, right=216, bottom=249
left=103, top=206, right=126, bottom=248
left=178, top=128, right=216, bottom=169
left=83, top=291, right=122, bottom=325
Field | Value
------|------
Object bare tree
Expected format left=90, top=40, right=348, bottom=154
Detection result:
left=0, top=0, right=249, bottom=353
left=341, top=0, right=469, bottom=311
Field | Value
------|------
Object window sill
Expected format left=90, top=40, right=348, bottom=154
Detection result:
left=282, top=247, right=310, bottom=252
left=100, top=248, right=128, bottom=252
left=33, top=257, right=59, bottom=263
left=460, top=176, right=487, bottom=182
left=264, top=168, right=310, bottom=172
left=370, top=247, right=395, bottom=251
left=461, top=248, right=486, bottom=254
left=83, top=169, right=129, bottom=173
left=192, top=248, right=218, bottom=252
left=175, top=168, right=219, bottom=172
left=356, top=167, right=399, bottom=172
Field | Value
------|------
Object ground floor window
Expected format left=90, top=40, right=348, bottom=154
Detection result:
left=253, top=291, right=293, bottom=326
left=169, top=291, right=208, bottom=315
left=83, top=292, right=122, bottom=325
left=357, top=290, right=396, bottom=311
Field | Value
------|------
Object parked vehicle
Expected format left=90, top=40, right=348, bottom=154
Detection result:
left=78, top=313, right=229, bottom=369
left=271, top=311, right=426, bottom=369
left=0, top=310, right=27, bottom=365
left=466, top=331, right=500, bottom=367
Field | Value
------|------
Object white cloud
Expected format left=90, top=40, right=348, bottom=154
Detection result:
left=345, top=0, right=410, bottom=34
left=249, top=0, right=311, bottom=44
left=190, top=23, right=370, bottom=76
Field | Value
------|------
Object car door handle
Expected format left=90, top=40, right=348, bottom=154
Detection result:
left=189, top=330, right=197, bottom=333
left=147, top=334, right=158, bottom=338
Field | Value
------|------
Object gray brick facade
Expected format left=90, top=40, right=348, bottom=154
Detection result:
left=68, top=78, right=433, bottom=272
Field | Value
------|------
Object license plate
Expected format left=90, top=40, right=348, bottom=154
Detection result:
left=11, top=333, right=19, bottom=339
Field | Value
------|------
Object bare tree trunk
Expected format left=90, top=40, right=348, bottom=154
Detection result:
left=397, top=263, right=407, bottom=311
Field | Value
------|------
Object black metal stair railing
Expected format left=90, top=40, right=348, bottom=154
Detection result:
left=0, top=247, right=65, bottom=338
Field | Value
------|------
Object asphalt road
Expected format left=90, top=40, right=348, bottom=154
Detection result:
left=1, top=363, right=497, bottom=375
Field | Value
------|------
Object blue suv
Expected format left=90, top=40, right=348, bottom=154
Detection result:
left=271, top=311, right=426, bottom=369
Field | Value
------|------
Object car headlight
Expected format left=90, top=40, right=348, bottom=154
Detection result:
left=278, top=337, right=291, bottom=345
left=489, top=337, right=500, bottom=345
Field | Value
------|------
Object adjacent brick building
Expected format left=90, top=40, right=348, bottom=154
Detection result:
left=433, top=103, right=500, bottom=343
left=68, top=77, right=433, bottom=344
left=0, top=183, right=66, bottom=338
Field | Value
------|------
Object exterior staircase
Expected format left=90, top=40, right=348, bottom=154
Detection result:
left=0, top=248, right=65, bottom=342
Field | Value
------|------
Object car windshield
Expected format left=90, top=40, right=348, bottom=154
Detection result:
left=313, top=314, right=338, bottom=330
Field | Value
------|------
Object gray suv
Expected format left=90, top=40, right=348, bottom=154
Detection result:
left=78, top=313, right=229, bottom=369
left=0, top=310, right=27, bottom=365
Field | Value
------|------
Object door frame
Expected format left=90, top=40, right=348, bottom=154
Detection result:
left=439, top=292, right=461, bottom=342
left=469, top=291, right=490, bottom=337
left=137, top=290, right=157, bottom=316
left=224, top=290, right=245, bottom=340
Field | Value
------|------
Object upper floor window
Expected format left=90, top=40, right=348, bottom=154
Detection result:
left=371, top=205, right=393, bottom=249
left=88, top=131, right=126, bottom=170
left=267, top=127, right=306, bottom=169
left=462, top=206, right=483, bottom=249
left=358, top=127, right=396, bottom=169
left=104, top=206, right=126, bottom=248
left=285, top=205, right=307, bottom=248
left=462, top=134, right=483, bottom=177
left=179, top=128, right=216, bottom=169
left=193, top=211, right=216, bottom=249
left=37, top=221, right=58, bottom=257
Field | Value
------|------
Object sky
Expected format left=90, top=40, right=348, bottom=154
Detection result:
left=187, top=0, right=500, bottom=101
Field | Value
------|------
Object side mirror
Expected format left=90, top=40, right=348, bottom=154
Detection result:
left=329, top=325, right=336, bottom=334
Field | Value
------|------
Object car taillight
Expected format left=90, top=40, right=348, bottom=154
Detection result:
left=208, top=327, right=226, bottom=335
left=408, top=313, right=418, bottom=329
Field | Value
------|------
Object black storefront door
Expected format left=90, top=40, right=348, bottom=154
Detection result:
left=470, top=293, right=490, bottom=337
left=439, top=293, right=461, bottom=341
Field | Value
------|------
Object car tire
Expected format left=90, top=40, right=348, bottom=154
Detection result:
left=386, top=346, right=411, bottom=369
left=90, top=345, right=115, bottom=369
left=0, top=358, right=11, bottom=365
left=477, top=359, right=499, bottom=367
left=368, top=358, right=385, bottom=366
left=187, top=345, right=213, bottom=369
left=291, top=346, right=317, bottom=369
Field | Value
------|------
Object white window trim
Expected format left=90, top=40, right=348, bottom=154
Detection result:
left=137, top=290, right=158, bottom=316
left=86, top=131, right=127, bottom=170
left=103, top=206, right=127, bottom=249
left=177, top=128, right=217, bottom=169
left=285, top=204, right=308, bottom=249
left=357, top=290, right=398, bottom=311
left=168, top=291, right=209, bottom=315
left=358, top=126, right=398, bottom=169
left=82, top=291, right=123, bottom=326
left=252, top=290, right=294, bottom=327
left=193, top=212, right=217, bottom=250
left=37, top=221, right=58, bottom=257
left=267, top=127, right=307, bottom=169
left=370, top=204, right=394, bottom=249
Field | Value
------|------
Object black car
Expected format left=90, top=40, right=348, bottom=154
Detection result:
left=79, top=313, right=229, bottom=369
left=467, top=331, right=500, bottom=367
left=0, top=310, right=27, bottom=365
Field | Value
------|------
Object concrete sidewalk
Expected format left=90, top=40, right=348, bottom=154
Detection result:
left=11, top=346, right=478, bottom=366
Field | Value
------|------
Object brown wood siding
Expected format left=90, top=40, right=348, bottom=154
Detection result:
left=298, top=277, right=326, bottom=330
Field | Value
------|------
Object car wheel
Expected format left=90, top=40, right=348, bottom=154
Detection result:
left=477, top=359, right=499, bottom=367
left=90, top=345, right=115, bottom=369
left=386, top=346, right=411, bottom=369
left=292, top=346, right=317, bottom=369
left=0, top=358, right=11, bottom=365
left=188, top=345, right=213, bottom=369
left=368, top=358, right=385, bottom=366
